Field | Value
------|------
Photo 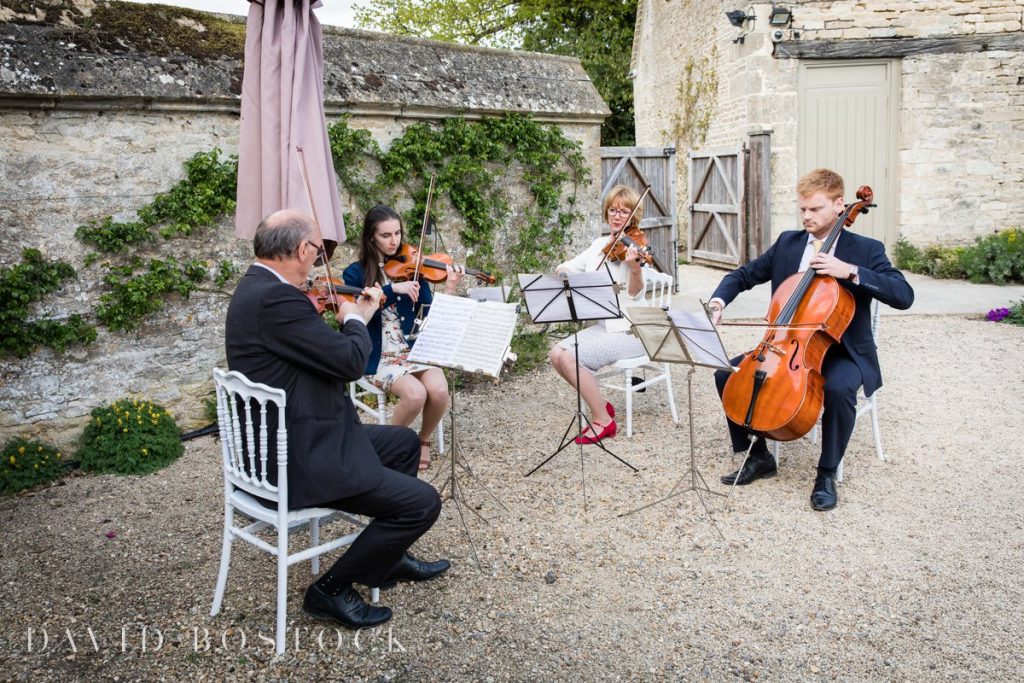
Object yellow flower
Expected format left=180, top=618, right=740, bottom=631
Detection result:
left=117, top=418, right=122, bottom=426
left=123, top=428, right=128, bottom=433
left=36, top=446, right=43, bottom=452
left=18, top=446, right=25, bottom=454
left=8, top=456, right=14, bottom=465
left=34, top=464, right=38, bottom=469
left=141, top=448, right=148, bottom=456
left=55, top=452, right=61, bottom=459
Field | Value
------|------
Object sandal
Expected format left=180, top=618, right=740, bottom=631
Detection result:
left=418, top=440, right=431, bottom=471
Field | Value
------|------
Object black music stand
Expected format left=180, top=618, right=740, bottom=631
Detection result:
left=518, top=268, right=638, bottom=504
left=618, top=304, right=733, bottom=539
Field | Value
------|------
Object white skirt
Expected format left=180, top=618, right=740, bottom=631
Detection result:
left=556, top=324, right=646, bottom=371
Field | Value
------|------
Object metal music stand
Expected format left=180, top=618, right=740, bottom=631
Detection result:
left=618, top=303, right=733, bottom=539
left=406, top=293, right=516, bottom=569
left=518, top=268, right=638, bottom=505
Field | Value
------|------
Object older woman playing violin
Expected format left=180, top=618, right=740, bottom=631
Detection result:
left=548, top=185, right=649, bottom=444
left=343, top=205, right=464, bottom=470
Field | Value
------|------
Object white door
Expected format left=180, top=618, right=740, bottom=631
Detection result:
left=799, top=60, right=900, bottom=246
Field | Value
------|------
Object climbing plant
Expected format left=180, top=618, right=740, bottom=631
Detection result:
left=0, top=249, right=97, bottom=358
left=328, top=113, right=589, bottom=278
left=74, top=149, right=241, bottom=332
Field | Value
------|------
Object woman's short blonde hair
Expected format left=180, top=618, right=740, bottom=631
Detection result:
left=602, top=185, right=643, bottom=227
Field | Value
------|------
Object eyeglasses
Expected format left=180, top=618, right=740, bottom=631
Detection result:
left=305, top=240, right=326, bottom=261
left=607, top=208, right=633, bottom=218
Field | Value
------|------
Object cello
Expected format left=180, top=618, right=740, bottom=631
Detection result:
left=720, top=186, right=876, bottom=442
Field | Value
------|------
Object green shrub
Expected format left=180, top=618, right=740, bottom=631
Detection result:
left=1006, top=299, right=1024, bottom=326
left=77, top=399, right=184, bottom=475
left=894, top=228, right=1024, bottom=284
left=959, top=228, right=1024, bottom=284
left=0, top=438, right=65, bottom=494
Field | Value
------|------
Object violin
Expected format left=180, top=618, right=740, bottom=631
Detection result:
left=384, top=242, right=496, bottom=284
left=602, top=225, right=653, bottom=265
left=303, top=277, right=385, bottom=315
left=720, top=186, right=876, bottom=442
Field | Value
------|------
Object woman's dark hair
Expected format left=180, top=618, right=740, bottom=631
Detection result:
left=358, top=204, right=404, bottom=287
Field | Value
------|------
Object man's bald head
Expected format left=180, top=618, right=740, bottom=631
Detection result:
left=253, top=210, right=315, bottom=260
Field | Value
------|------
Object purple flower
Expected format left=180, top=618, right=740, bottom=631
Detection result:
left=987, top=307, right=1011, bottom=322
left=104, top=530, right=117, bottom=539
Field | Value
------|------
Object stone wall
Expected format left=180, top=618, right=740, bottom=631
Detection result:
left=0, top=1, right=608, bottom=448
left=631, top=0, right=1024, bottom=249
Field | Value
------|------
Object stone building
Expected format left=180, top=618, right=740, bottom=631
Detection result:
left=0, top=0, right=608, bottom=446
left=631, top=0, right=1023, bottom=263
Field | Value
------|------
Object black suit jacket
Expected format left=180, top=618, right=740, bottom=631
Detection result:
left=711, top=229, right=914, bottom=396
left=225, top=265, right=384, bottom=508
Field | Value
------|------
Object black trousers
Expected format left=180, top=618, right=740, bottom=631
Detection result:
left=323, top=424, right=442, bottom=587
left=714, top=344, right=862, bottom=472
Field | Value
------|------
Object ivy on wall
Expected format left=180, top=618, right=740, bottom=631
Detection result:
left=667, top=49, right=720, bottom=149
left=328, top=113, right=589, bottom=277
left=0, top=114, right=586, bottom=357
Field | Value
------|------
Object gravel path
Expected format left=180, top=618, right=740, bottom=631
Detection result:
left=1, top=314, right=1022, bottom=681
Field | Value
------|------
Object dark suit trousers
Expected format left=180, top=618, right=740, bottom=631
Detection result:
left=714, top=344, right=862, bottom=471
left=322, top=424, right=442, bottom=587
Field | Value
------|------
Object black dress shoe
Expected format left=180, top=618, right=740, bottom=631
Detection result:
left=303, top=583, right=392, bottom=629
left=720, top=452, right=777, bottom=486
left=810, top=473, right=838, bottom=511
left=381, top=552, right=451, bottom=589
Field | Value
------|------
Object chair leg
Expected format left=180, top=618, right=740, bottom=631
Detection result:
left=869, top=397, right=885, bottom=462
left=210, top=504, right=234, bottom=617
left=810, top=423, right=820, bottom=445
left=275, top=530, right=288, bottom=656
left=370, top=586, right=380, bottom=603
left=310, top=518, right=320, bottom=575
left=436, top=422, right=445, bottom=455
left=663, top=363, right=679, bottom=424
left=624, top=369, right=634, bottom=437
left=770, top=440, right=780, bottom=467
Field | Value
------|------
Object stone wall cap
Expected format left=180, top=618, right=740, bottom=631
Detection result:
left=0, top=0, right=609, bottom=117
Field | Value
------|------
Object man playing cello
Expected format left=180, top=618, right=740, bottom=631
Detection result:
left=708, top=169, right=914, bottom=511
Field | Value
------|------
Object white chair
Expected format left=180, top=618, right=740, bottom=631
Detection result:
left=348, top=377, right=445, bottom=454
left=770, top=299, right=885, bottom=482
left=594, top=267, right=680, bottom=437
left=210, top=368, right=378, bottom=656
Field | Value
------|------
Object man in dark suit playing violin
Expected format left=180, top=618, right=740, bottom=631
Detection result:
left=225, top=209, right=450, bottom=629
left=707, top=169, right=914, bottom=511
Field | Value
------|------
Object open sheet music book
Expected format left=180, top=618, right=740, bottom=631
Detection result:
left=625, top=305, right=733, bottom=370
left=406, top=293, right=518, bottom=378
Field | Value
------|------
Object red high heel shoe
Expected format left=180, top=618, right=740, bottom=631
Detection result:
left=574, top=419, right=617, bottom=445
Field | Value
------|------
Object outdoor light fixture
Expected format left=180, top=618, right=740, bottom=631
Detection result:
left=726, top=10, right=751, bottom=28
left=768, top=6, right=792, bottom=26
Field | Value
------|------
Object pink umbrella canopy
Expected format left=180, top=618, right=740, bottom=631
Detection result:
left=235, top=0, right=346, bottom=243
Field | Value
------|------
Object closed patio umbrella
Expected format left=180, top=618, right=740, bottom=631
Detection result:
left=234, top=0, right=345, bottom=243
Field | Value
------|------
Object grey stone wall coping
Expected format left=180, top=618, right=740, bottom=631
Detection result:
left=0, top=5, right=609, bottom=120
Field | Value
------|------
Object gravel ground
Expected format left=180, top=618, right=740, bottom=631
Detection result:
left=1, top=314, right=1022, bottom=682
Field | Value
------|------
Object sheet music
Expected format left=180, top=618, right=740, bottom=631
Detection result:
left=626, top=306, right=690, bottom=363
left=406, top=293, right=517, bottom=377
left=667, top=308, right=733, bottom=369
left=467, top=285, right=512, bottom=303
left=566, top=269, right=621, bottom=321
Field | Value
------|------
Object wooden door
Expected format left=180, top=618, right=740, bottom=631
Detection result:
left=799, top=60, right=900, bottom=245
left=688, top=146, right=744, bottom=267
left=599, top=146, right=678, bottom=286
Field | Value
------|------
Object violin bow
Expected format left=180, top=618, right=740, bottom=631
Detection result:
left=412, top=174, right=437, bottom=283
left=295, top=145, right=341, bottom=312
left=595, top=185, right=652, bottom=270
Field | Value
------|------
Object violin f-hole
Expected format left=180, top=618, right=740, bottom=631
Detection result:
left=788, top=339, right=801, bottom=371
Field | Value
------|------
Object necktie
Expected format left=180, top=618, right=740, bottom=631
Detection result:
left=812, top=239, right=823, bottom=254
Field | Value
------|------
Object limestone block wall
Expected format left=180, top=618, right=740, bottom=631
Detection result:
left=632, top=0, right=1024, bottom=249
left=0, top=1, right=608, bottom=448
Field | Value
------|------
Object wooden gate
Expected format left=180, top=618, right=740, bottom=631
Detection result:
left=688, top=146, right=744, bottom=268
left=599, top=146, right=677, bottom=287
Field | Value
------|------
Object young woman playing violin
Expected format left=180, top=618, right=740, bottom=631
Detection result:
left=342, top=205, right=464, bottom=470
left=547, top=185, right=650, bottom=445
